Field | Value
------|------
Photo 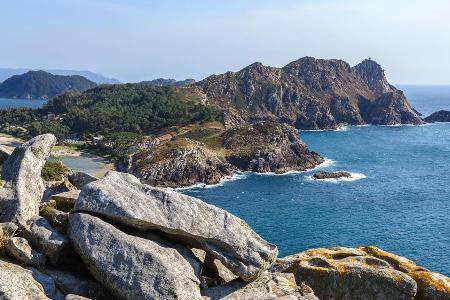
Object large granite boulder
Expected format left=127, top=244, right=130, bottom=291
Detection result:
left=0, top=134, right=56, bottom=222
left=274, top=247, right=418, bottom=300
left=68, top=212, right=203, bottom=300
left=0, top=259, right=63, bottom=300
left=73, top=171, right=278, bottom=281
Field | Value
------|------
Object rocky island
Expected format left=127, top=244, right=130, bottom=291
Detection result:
left=0, top=134, right=448, bottom=299
left=313, top=171, right=351, bottom=180
left=424, top=110, right=450, bottom=123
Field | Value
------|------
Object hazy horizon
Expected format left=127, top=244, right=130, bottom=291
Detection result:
left=1, top=0, right=450, bottom=84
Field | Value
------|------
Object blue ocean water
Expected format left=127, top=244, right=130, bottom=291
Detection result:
left=183, top=86, right=450, bottom=275
left=0, top=98, right=47, bottom=109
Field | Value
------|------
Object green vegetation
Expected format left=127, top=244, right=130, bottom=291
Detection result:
left=41, top=161, right=69, bottom=181
left=43, top=84, right=217, bottom=135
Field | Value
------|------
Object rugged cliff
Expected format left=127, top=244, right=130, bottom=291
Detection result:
left=129, top=121, right=323, bottom=187
left=196, top=57, right=423, bottom=129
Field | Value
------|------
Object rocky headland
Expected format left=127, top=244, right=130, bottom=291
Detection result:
left=0, top=134, right=448, bottom=299
left=128, top=121, right=323, bottom=187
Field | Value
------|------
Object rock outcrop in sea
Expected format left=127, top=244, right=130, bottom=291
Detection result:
left=0, top=134, right=448, bottom=299
left=424, top=110, right=450, bottom=123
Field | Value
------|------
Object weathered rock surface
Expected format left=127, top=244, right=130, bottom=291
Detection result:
left=68, top=212, right=202, bottom=300
left=0, top=145, right=11, bottom=165
left=67, top=172, right=98, bottom=189
left=0, top=221, right=18, bottom=237
left=0, top=134, right=56, bottom=222
left=51, top=190, right=81, bottom=212
left=73, top=171, right=278, bottom=281
left=39, top=206, right=69, bottom=233
left=43, top=178, right=76, bottom=202
left=130, top=138, right=236, bottom=187
left=312, top=171, right=351, bottom=180
left=222, top=122, right=323, bottom=173
left=361, top=246, right=450, bottom=300
left=44, top=269, right=111, bottom=300
left=274, top=247, right=420, bottom=300
left=202, top=272, right=318, bottom=300
left=197, top=57, right=423, bottom=129
left=65, top=295, right=91, bottom=300
left=130, top=122, right=322, bottom=187
left=24, top=216, right=70, bottom=266
left=6, top=236, right=46, bottom=267
left=0, top=259, right=63, bottom=300
left=424, top=110, right=450, bottom=123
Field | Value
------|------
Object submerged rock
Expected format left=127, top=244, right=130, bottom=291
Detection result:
left=73, top=171, right=278, bottom=281
left=0, top=134, right=56, bottom=222
left=69, top=212, right=202, bottom=300
left=312, top=171, right=351, bottom=180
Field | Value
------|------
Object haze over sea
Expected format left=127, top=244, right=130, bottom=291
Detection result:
left=183, top=85, right=450, bottom=276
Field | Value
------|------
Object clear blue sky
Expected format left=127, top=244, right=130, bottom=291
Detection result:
left=1, top=0, right=449, bottom=84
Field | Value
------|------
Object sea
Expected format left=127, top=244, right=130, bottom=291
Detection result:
left=0, top=98, right=47, bottom=109
left=182, top=85, right=450, bottom=276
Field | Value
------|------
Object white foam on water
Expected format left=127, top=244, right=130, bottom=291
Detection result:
left=305, top=171, right=367, bottom=183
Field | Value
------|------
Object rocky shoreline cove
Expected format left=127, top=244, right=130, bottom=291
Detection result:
left=0, top=134, right=448, bottom=299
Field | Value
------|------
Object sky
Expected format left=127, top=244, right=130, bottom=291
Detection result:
left=1, top=0, right=450, bottom=84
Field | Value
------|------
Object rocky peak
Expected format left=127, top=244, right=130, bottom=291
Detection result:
left=353, top=58, right=391, bottom=92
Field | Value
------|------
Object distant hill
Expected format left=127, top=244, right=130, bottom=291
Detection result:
left=140, top=78, right=195, bottom=87
left=0, top=70, right=97, bottom=100
left=0, top=68, right=120, bottom=84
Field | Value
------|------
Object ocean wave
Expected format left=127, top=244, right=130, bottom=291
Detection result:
left=305, top=171, right=367, bottom=183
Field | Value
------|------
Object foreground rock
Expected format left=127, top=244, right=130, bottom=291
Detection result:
left=23, top=216, right=70, bottom=266
left=203, top=272, right=318, bottom=300
left=73, top=171, right=278, bottom=281
left=69, top=212, right=202, bottom=300
left=362, top=246, right=450, bottom=300
left=312, top=171, right=351, bottom=180
left=424, top=110, right=450, bottom=123
left=6, top=237, right=46, bottom=267
left=67, top=172, right=98, bottom=189
left=274, top=246, right=450, bottom=300
left=0, top=134, right=56, bottom=222
left=0, top=259, right=63, bottom=299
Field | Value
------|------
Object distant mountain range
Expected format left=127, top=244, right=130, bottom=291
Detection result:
left=0, top=68, right=120, bottom=84
left=0, top=70, right=97, bottom=100
left=139, top=78, right=195, bottom=87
